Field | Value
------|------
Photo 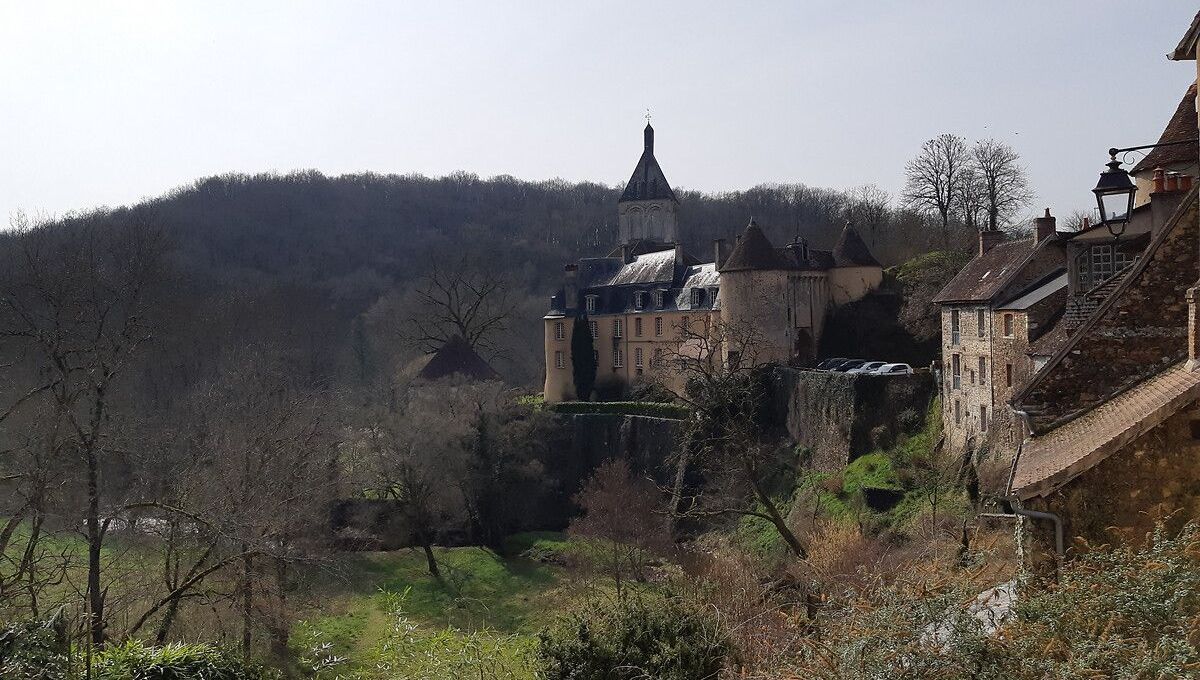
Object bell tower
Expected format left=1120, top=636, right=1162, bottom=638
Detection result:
left=617, top=122, right=680, bottom=244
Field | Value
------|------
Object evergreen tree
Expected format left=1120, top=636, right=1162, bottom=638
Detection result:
left=571, top=315, right=596, bottom=401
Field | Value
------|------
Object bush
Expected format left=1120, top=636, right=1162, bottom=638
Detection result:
left=548, top=401, right=689, bottom=419
left=95, top=641, right=279, bottom=680
left=537, top=594, right=728, bottom=679
left=0, top=615, right=70, bottom=680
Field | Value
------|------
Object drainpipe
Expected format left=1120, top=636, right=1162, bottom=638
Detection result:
left=1008, top=496, right=1064, bottom=558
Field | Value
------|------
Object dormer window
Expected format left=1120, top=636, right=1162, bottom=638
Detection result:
left=690, top=288, right=705, bottom=308
left=585, top=295, right=597, bottom=314
left=654, top=290, right=665, bottom=308
left=634, top=291, right=646, bottom=309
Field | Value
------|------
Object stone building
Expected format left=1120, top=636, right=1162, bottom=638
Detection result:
left=932, top=214, right=1066, bottom=461
left=542, top=125, right=883, bottom=402
left=1003, top=11, right=1200, bottom=567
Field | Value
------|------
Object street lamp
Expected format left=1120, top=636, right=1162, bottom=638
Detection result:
left=1092, top=156, right=1136, bottom=239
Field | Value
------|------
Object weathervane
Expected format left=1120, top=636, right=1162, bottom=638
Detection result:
left=645, top=108, right=651, bottom=125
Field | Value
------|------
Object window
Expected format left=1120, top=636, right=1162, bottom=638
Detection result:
left=1091, top=245, right=1114, bottom=284
left=980, top=406, right=989, bottom=432
left=681, top=316, right=691, bottom=333
left=554, top=322, right=565, bottom=341
left=613, top=318, right=623, bottom=338
left=635, top=347, right=644, bottom=368
left=654, top=317, right=663, bottom=336
left=1006, top=363, right=1013, bottom=387
left=951, top=310, right=961, bottom=345
left=952, top=354, right=961, bottom=389
left=954, top=399, right=961, bottom=424
left=654, top=290, right=665, bottom=308
left=634, top=291, right=645, bottom=309
left=978, top=357, right=987, bottom=384
left=613, top=348, right=623, bottom=367
left=690, top=288, right=705, bottom=308
left=635, top=317, right=643, bottom=337
left=977, top=309, right=986, bottom=337
left=969, top=368, right=975, bottom=385
left=1003, top=313, right=1014, bottom=338
left=585, top=295, right=597, bottom=313
left=652, top=348, right=663, bottom=367
left=589, top=320, right=598, bottom=338
left=554, top=350, right=565, bottom=369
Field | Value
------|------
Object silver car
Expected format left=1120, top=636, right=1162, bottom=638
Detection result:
left=871, top=362, right=913, bottom=376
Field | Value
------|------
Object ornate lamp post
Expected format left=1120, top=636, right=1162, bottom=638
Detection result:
left=1092, top=156, right=1136, bottom=239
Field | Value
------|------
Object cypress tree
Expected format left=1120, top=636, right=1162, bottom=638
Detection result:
left=571, top=314, right=597, bottom=401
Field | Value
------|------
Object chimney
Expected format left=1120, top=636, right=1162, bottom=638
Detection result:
left=979, top=230, right=1005, bottom=256
left=674, top=242, right=685, bottom=267
left=713, top=238, right=729, bottom=269
left=621, top=243, right=634, bottom=264
left=1151, top=169, right=1188, bottom=235
left=563, top=264, right=579, bottom=311
left=1167, top=172, right=1180, bottom=192
left=1034, top=208, right=1056, bottom=244
left=1081, top=216, right=1090, bottom=231
left=1182, top=174, right=1194, bottom=192
left=1154, top=167, right=1166, bottom=194
left=1189, top=286, right=1200, bottom=370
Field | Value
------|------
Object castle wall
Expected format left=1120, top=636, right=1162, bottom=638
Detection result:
left=720, top=269, right=792, bottom=364
left=544, top=316, right=576, bottom=402
left=827, top=266, right=883, bottom=306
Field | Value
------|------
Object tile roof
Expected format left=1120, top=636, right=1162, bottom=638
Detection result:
left=720, top=219, right=788, bottom=271
left=1011, top=362, right=1200, bottom=499
left=832, top=224, right=882, bottom=267
left=1132, top=83, right=1198, bottom=174
left=931, top=237, right=1037, bottom=304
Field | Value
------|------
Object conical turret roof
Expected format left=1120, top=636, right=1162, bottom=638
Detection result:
left=720, top=219, right=787, bottom=272
left=832, top=223, right=881, bottom=267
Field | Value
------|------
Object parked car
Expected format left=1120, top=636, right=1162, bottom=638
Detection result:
left=816, top=357, right=848, bottom=370
left=833, top=359, right=868, bottom=372
left=871, top=362, right=914, bottom=376
left=847, top=361, right=888, bottom=374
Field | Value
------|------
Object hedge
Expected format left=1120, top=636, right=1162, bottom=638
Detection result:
left=548, top=401, right=689, bottom=420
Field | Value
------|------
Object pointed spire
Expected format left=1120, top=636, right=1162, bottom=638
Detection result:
left=644, top=123, right=654, bottom=154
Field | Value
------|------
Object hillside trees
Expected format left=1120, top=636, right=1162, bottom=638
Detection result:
left=904, top=134, right=972, bottom=245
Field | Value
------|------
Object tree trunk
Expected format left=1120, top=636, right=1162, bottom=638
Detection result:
left=746, top=460, right=807, bottom=560
left=421, top=540, right=440, bottom=579
left=241, top=549, right=253, bottom=660
left=86, top=448, right=105, bottom=647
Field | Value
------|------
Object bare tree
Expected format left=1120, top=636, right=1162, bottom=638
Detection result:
left=404, top=255, right=514, bottom=356
left=843, top=184, right=892, bottom=249
left=972, top=139, right=1033, bottom=231
left=0, top=212, right=167, bottom=646
left=956, top=167, right=988, bottom=232
left=903, top=134, right=971, bottom=245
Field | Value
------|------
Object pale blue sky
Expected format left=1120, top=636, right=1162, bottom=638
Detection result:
left=1, top=2, right=1197, bottom=225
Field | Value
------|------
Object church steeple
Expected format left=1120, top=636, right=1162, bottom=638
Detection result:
left=617, top=122, right=680, bottom=245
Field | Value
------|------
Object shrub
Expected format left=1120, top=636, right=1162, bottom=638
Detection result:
left=0, top=615, right=70, bottom=680
left=537, top=594, right=728, bottom=679
left=94, top=641, right=279, bottom=680
left=548, top=401, right=689, bottom=419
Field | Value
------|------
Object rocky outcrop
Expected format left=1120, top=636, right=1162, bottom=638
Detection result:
left=768, top=367, right=935, bottom=472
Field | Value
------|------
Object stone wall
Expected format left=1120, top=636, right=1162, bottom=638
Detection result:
left=1023, top=400, right=1200, bottom=571
left=768, top=367, right=936, bottom=472
left=1017, top=191, right=1197, bottom=433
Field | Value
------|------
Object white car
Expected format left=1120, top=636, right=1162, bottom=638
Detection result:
left=847, top=361, right=887, bottom=374
left=871, top=363, right=913, bottom=376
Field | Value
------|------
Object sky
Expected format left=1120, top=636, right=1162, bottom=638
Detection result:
left=1, top=1, right=1198, bottom=226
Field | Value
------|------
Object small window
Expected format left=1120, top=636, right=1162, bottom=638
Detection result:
left=652, top=348, right=663, bottom=367
left=1005, top=363, right=1013, bottom=387
left=554, top=322, right=565, bottom=341
left=950, top=310, right=961, bottom=345
left=654, top=317, right=663, bottom=336
left=690, top=288, right=705, bottom=308
left=635, top=347, right=644, bottom=368
left=977, top=309, right=986, bottom=337
left=613, top=348, right=623, bottom=368
left=969, top=369, right=976, bottom=385
left=585, top=295, right=597, bottom=313
left=1003, top=313, right=1014, bottom=338
left=613, top=318, right=623, bottom=338
left=952, top=354, right=961, bottom=389
left=978, top=357, right=987, bottom=384
left=980, top=406, right=989, bottom=432
left=954, top=399, right=961, bottom=424
left=554, top=350, right=565, bottom=369
left=654, top=290, right=665, bottom=308
left=590, top=320, right=598, bottom=338
left=635, top=317, right=643, bottom=337
left=634, top=291, right=645, bottom=309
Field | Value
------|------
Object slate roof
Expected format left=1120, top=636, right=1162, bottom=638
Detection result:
left=417, top=335, right=500, bottom=382
left=1010, top=362, right=1200, bottom=499
left=832, top=224, right=882, bottom=267
left=997, top=270, right=1067, bottom=310
left=619, top=124, right=679, bottom=203
left=1132, top=83, right=1198, bottom=174
left=931, top=238, right=1038, bottom=304
left=545, top=249, right=720, bottom=317
left=720, top=219, right=789, bottom=272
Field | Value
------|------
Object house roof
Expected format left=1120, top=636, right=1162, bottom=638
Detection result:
left=997, top=270, right=1067, bottom=311
left=1010, top=361, right=1200, bottom=499
left=416, top=335, right=500, bottom=382
left=832, top=224, right=882, bottom=267
left=720, top=219, right=788, bottom=272
left=618, top=124, right=678, bottom=203
left=1132, top=83, right=1198, bottom=174
left=931, top=237, right=1038, bottom=304
left=1170, top=10, right=1200, bottom=60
